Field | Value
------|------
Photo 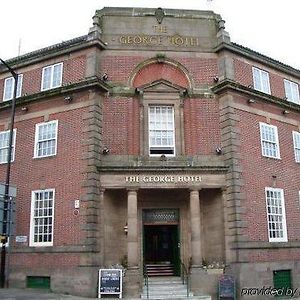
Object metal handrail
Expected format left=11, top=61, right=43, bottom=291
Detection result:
left=180, top=259, right=190, bottom=297
left=143, top=264, right=149, bottom=299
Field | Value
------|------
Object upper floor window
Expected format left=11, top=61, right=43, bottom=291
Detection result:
left=30, top=189, right=55, bottom=247
left=3, top=74, right=23, bottom=101
left=293, top=131, right=300, bottom=163
left=252, top=67, right=271, bottom=94
left=259, top=123, right=280, bottom=159
left=284, top=79, right=299, bottom=104
left=0, top=129, right=16, bottom=164
left=265, top=187, right=287, bottom=242
left=149, top=105, right=175, bottom=156
left=34, top=120, right=58, bottom=158
left=41, top=63, right=63, bottom=91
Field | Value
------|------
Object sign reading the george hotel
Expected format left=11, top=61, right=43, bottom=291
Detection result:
left=99, top=172, right=226, bottom=188
left=99, top=9, right=219, bottom=51
left=125, top=175, right=202, bottom=183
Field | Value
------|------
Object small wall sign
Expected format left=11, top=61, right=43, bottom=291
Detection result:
left=15, top=235, right=27, bottom=243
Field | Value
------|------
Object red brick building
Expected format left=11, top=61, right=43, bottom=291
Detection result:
left=0, top=7, right=299, bottom=299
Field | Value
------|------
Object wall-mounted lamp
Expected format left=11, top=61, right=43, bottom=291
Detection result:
left=213, top=76, right=219, bottom=83
left=102, top=73, right=108, bottom=81
left=64, top=95, right=73, bottom=103
left=248, top=99, right=256, bottom=104
left=102, top=147, right=110, bottom=155
left=248, top=84, right=253, bottom=89
left=215, top=147, right=222, bottom=155
left=123, top=223, right=128, bottom=235
left=282, top=109, right=289, bottom=115
left=21, top=106, right=28, bottom=112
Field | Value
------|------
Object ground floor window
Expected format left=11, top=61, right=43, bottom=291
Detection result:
left=30, top=189, right=55, bottom=246
left=265, top=187, right=287, bottom=242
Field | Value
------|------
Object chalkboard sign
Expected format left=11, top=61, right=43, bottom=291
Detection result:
left=219, top=274, right=235, bottom=300
left=98, top=269, right=122, bottom=298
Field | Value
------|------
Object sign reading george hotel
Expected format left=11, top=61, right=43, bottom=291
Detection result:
left=118, top=25, right=199, bottom=47
left=125, top=175, right=202, bottom=183
left=100, top=12, right=218, bottom=51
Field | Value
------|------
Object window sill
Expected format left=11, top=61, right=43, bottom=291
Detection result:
left=33, top=155, right=56, bottom=160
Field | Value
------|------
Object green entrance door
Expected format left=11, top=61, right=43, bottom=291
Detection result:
left=144, top=225, right=180, bottom=276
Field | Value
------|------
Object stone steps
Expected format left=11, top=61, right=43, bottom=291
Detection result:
left=141, top=276, right=211, bottom=300
left=146, top=263, right=175, bottom=277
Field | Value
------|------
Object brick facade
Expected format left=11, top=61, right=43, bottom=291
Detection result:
left=0, top=7, right=299, bottom=299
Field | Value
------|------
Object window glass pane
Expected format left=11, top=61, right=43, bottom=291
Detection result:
left=0, top=130, right=16, bottom=163
left=42, top=67, right=52, bottom=90
left=16, top=75, right=23, bottom=98
left=3, top=78, right=13, bottom=100
left=253, top=68, right=261, bottom=90
left=261, top=71, right=270, bottom=94
left=52, top=64, right=62, bottom=88
left=293, top=131, right=300, bottom=162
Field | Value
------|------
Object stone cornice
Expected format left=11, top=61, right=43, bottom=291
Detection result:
left=0, top=76, right=109, bottom=112
left=98, top=156, right=228, bottom=172
left=98, top=165, right=228, bottom=173
left=96, top=7, right=220, bottom=20
left=215, top=42, right=300, bottom=78
left=212, top=79, right=300, bottom=113
left=108, top=85, right=215, bottom=99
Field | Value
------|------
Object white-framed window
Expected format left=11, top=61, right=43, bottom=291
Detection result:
left=259, top=122, right=280, bottom=159
left=284, top=79, right=300, bottom=104
left=0, top=129, right=16, bottom=164
left=292, top=131, right=300, bottom=163
left=252, top=67, right=271, bottom=94
left=265, top=187, right=287, bottom=242
left=30, top=189, right=55, bottom=247
left=3, top=74, right=23, bottom=101
left=34, top=120, right=58, bottom=158
left=148, top=105, right=175, bottom=156
left=41, top=63, right=63, bottom=91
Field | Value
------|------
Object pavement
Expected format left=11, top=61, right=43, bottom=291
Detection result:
left=0, top=288, right=144, bottom=300
left=0, top=288, right=99, bottom=300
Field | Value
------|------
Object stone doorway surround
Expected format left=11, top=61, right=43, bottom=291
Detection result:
left=99, top=169, right=227, bottom=297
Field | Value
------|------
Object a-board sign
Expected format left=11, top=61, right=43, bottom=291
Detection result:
left=98, top=269, right=122, bottom=298
left=219, top=274, right=235, bottom=300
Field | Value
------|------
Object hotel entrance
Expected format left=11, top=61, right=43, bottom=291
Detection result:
left=143, top=209, right=180, bottom=276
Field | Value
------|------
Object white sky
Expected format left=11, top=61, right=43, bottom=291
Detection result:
left=1, top=0, right=299, bottom=69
